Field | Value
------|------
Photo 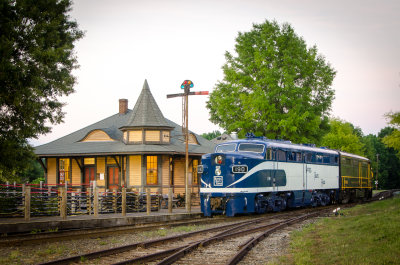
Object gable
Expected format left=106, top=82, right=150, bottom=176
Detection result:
left=80, top=129, right=115, bottom=142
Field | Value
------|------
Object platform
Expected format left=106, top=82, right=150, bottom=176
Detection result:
left=0, top=207, right=202, bottom=234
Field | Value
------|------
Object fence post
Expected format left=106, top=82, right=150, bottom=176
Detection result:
left=71, top=192, right=76, bottom=214
left=122, top=187, right=126, bottom=217
left=113, top=189, right=117, bottom=213
left=93, top=185, right=99, bottom=217
left=168, top=188, right=173, bottom=213
left=88, top=186, right=92, bottom=215
left=59, top=187, right=67, bottom=220
left=146, top=188, right=151, bottom=215
left=24, top=186, right=31, bottom=221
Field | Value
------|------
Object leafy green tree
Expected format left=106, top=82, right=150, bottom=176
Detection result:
left=0, top=0, right=83, bottom=181
left=207, top=20, right=336, bottom=143
left=201, top=130, right=222, bottom=141
left=363, top=128, right=400, bottom=189
left=382, top=111, right=400, bottom=156
left=321, top=118, right=365, bottom=156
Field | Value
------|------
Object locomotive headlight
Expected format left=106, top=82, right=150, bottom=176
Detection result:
left=215, top=166, right=221, bottom=176
left=215, top=155, right=223, bottom=165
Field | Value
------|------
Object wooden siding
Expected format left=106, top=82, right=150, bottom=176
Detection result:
left=107, top=156, right=119, bottom=164
left=173, top=159, right=185, bottom=195
left=129, top=155, right=142, bottom=187
left=47, top=158, right=57, bottom=185
left=96, top=157, right=106, bottom=186
left=129, top=130, right=142, bottom=142
left=71, top=159, right=81, bottom=186
left=145, top=130, right=160, bottom=142
left=162, top=131, right=170, bottom=143
left=162, top=155, right=170, bottom=194
left=81, top=130, right=114, bottom=142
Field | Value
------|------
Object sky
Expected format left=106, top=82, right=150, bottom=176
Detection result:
left=33, top=0, right=400, bottom=146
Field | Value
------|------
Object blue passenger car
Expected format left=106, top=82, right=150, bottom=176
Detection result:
left=199, top=135, right=371, bottom=217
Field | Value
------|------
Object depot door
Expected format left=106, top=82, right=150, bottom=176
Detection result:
left=84, top=167, right=95, bottom=187
left=108, top=167, right=120, bottom=190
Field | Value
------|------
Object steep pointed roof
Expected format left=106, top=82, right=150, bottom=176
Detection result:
left=121, top=80, right=173, bottom=129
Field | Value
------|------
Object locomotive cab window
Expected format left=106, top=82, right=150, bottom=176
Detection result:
left=238, top=143, right=265, bottom=153
left=215, top=144, right=236, bottom=153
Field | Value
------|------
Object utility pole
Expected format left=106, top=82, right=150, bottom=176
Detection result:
left=375, top=154, right=379, bottom=190
left=167, top=80, right=208, bottom=213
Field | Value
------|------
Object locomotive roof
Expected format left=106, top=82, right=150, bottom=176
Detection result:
left=218, top=138, right=338, bottom=155
left=339, top=151, right=369, bottom=161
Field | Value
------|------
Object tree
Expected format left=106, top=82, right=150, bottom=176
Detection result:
left=320, top=118, right=365, bottom=156
left=382, top=111, right=400, bottom=156
left=0, top=0, right=83, bottom=181
left=207, top=20, right=336, bottom=143
left=362, top=129, right=400, bottom=189
left=201, top=130, right=222, bottom=141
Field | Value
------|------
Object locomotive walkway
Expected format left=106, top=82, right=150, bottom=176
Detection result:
left=0, top=207, right=202, bottom=234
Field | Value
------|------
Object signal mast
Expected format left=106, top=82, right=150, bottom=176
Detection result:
left=167, top=80, right=208, bottom=212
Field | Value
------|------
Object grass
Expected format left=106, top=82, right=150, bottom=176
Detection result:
left=142, top=224, right=205, bottom=238
left=278, top=196, right=400, bottom=265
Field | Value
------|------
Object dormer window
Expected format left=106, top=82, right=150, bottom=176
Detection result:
left=188, top=133, right=199, bottom=145
left=122, top=129, right=171, bottom=144
left=145, top=130, right=160, bottom=142
left=129, top=130, right=142, bottom=142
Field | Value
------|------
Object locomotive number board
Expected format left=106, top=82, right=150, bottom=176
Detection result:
left=232, top=165, right=248, bottom=173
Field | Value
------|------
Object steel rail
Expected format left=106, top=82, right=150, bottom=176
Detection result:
left=111, top=208, right=336, bottom=265
left=37, top=216, right=270, bottom=265
left=1, top=216, right=236, bottom=247
left=225, top=212, right=319, bottom=265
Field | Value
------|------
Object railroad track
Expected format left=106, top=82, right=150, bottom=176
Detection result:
left=0, top=215, right=237, bottom=246
left=38, top=207, right=331, bottom=265
left=13, top=190, right=398, bottom=264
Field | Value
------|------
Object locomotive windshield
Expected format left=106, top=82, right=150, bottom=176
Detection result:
left=238, top=143, right=265, bottom=153
left=215, top=143, right=236, bottom=153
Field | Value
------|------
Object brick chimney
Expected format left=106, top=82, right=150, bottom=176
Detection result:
left=119, top=99, right=128, bottom=114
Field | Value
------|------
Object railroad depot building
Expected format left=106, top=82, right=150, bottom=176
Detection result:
left=34, top=80, right=215, bottom=196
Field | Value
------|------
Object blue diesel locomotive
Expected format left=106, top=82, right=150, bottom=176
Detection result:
left=199, top=135, right=372, bottom=217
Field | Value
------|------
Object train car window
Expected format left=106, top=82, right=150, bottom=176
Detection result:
left=296, top=152, right=302, bottom=162
left=215, top=144, right=236, bottom=153
left=238, top=143, right=265, bottom=153
left=334, top=156, right=338, bottom=164
left=288, top=152, right=295, bottom=161
left=265, top=148, right=274, bottom=160
left=323, top=156, right=330, bottom=164
left=362, top=162, right=368, bottom=178
left=316, top=155, right=323, bottom=163
left=353, top=160, right=359, bottom=177
left=274, top=170, right=287, bottom=186
left=276, top=150, right=286, bottom=161
left=304, top=153, right=312, bottom=163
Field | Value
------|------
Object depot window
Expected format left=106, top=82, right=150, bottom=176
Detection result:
left=146, top=156, right=158, bottom=185
left=59, top=158, right=70, bottom=184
